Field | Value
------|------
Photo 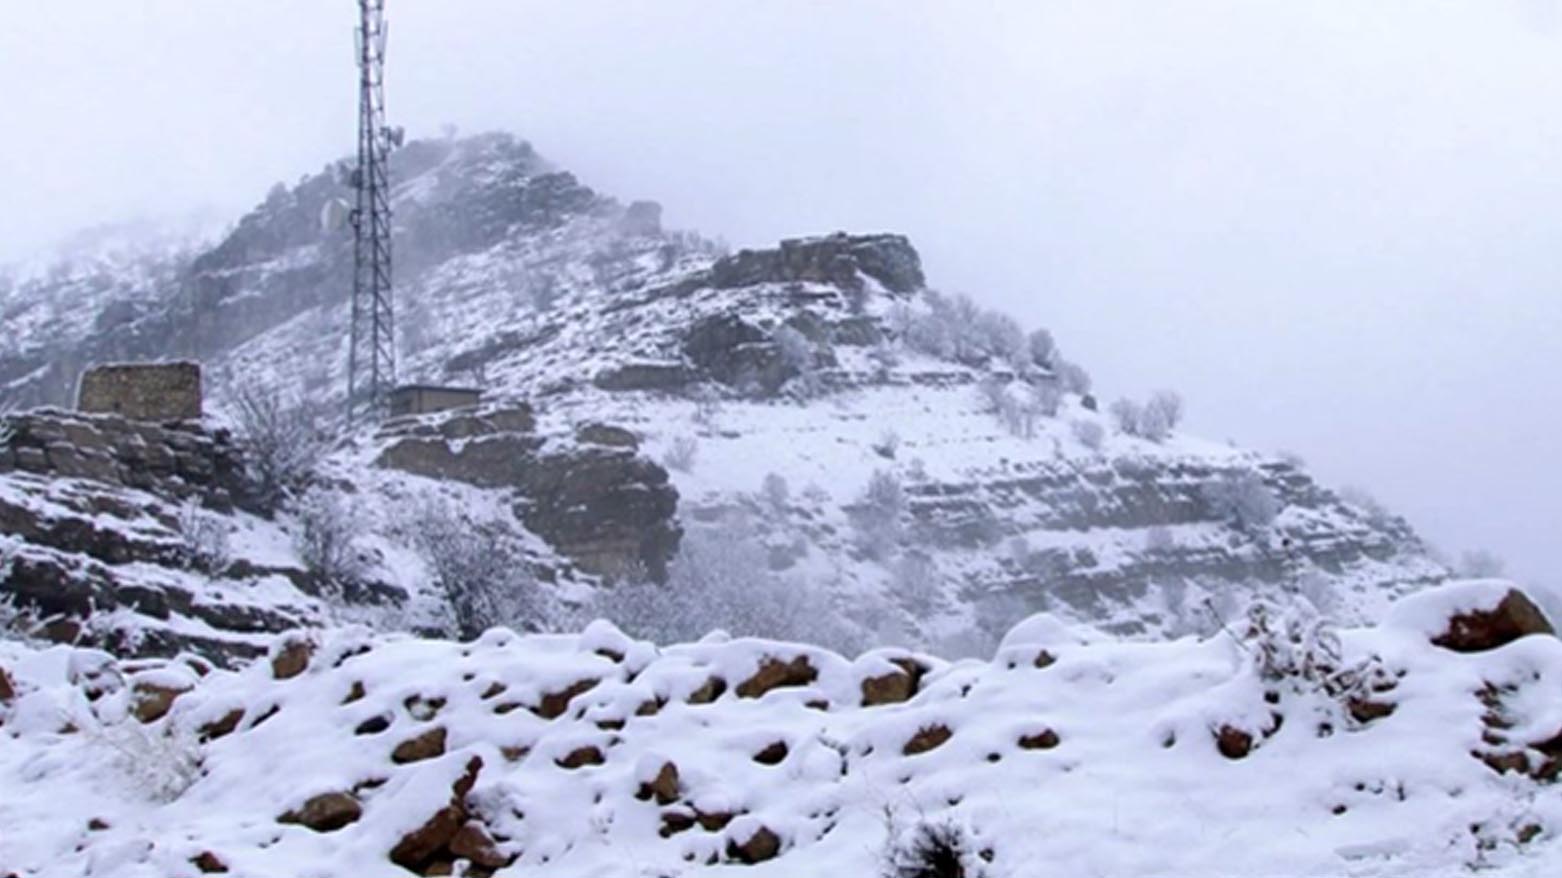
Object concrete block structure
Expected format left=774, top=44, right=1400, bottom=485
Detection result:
left=388, top=384, right=482, bottom=417
left=77, top=362, right=202, bottom=422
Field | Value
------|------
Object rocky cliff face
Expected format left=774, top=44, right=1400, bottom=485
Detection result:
left=0, top=131, right=1450, bottom=659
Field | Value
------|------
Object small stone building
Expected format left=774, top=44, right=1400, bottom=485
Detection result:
left=388, top=384, right=483, bottom=417
left=77, top=362, right=202, bottom=422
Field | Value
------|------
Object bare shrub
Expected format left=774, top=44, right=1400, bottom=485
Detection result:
left=230, top=383, right=324, bottom=511
left=1145, top=390, right=1184, bottom=435
left=688, top=384, right=722, bottom=425
left=882, top=816, right=991, bottom=878
left=1237, top=598, right=1394, bottom=724
left=1109, top=397, right=1144, bottom=435
left=852, top=470, right=906, bottom=559
left=1056, top=359, right=1092, bottom=395
left=873, top=429, right=901, bottom=459
left=1202, top=471, right=1280, bottom=532
left=289, top=488, right=363, bottom=588
left=75, top=711, right=200, bottom=803
left=893, top=551, right=942, bottom=617
left=1071, top=419, right=1105, bottom=450
left=175, top=500, right=230, bottom=575
left=588, top=527, right=863, bottom=654
left=412, top=500, right=538, bottom=639
left=868, top=342, right=900, bottom=380
left=662, top=435, right=698, bottom=473
left=761, top=472, right=791, bottom=512
left=1027, top=328, right=1057, bottom=368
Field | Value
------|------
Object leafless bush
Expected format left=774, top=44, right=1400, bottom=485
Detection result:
left=882, top=815, right=992, bottom=878
left=1202, top=471, right=1280, bottom=532
left=1071, top=419, right=1105, bottom=450
left=1110, top=397, right=1143, bottom=435
left=873, top=429, right=901, bottom=459
left=893, top=551, right=942, bottom=617
left=1056, top=359, right=1092, bottom=395
left=662, top=435, right=699, bottom=473
left=688, top=383, right=722, bottom=425
left=852, top=470, right=906, bottom=559
left=230, top=383, right=324, bottom=511
left=761, top=472, right=791, bottom=511
left=412, top=500, right=538, bottom=639
left=289, top=488, right=363, bottom=588
left=587, top=527, right=863, bottom=654
left=1237, top=598, right=1393, bottom=722
left=175, top=500, right=230, bottom=574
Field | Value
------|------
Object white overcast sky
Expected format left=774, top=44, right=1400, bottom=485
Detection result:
left=1, top=1, right=1557, bottom=593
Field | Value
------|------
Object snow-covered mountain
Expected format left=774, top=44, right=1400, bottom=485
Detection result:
left=1, top=132, right=1447, bottom=660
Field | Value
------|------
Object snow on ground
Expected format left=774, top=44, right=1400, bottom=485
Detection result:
left=1, top=580, right=1558, bottom=878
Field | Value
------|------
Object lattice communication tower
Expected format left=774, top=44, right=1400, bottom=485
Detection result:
left=346, top=0, right=402, bottom=421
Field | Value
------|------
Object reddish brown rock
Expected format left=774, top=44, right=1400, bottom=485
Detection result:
left=1348, top=699, right=1397, bottom=725
left=637, top=761, right=680, bottom=804
left=688, top=677, right=726, bottom=704
left=449, top=821, right=510, bottom=869
left=534, top=679, right=599, bottom=720
left=38, top=617, right=82, bottom=645
left=556, top=745, right=605, bottom=769
left=0, top=666, right=14, bottom=704
left=1216, top=725, right=1253, bottom=760
left=198, top=708, right=245, bottom=742
left=389, top=757, right=482, bottom=869
left=659, top=809, right=696, bottom=837
left=1481, top=750, right=1531, bottom=776
left=696, top=810, right=736, bottom=832
left=861, top=658, right=924, bottom=707
left=903, top=724, right=953, bottom=756
left=279, top=792, right=363, bottom=832
left=753, top=741, right=789, bottom=765
left=1433, top=589, right=1555, bottom=653
left=190, top=851, right=228, bottom=873
left=393, top=727, right=448, bottom=764
left=404, top=694, right=447, bottom=721
left=342, top=681, right=367, bottom=704
left=1018, top=729, right=1061, bottom=750
left=736, top=656, right=817, bottom=699
left=727, top=825, right=782, bottom=864
left=131, top=681, right=190, bottom=723
left=271, top=639, right=313, bottom=679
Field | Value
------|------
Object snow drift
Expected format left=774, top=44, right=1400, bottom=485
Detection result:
left=1, top=580, right=1558, bottom=878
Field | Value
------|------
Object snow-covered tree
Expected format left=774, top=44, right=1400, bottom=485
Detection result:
left=412, top=500, right=539, bottom=639
left=1202, top=471, right=1280, bottom=532
left=229, top=383, right=323, bottom=511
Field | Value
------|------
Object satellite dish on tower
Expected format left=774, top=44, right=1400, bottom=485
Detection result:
left=320, top=197, right=351, bottom=234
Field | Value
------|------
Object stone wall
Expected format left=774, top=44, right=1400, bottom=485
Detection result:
left=77, top=361, right=202, bottom=422
left=0, top=408, right=256, bottom=513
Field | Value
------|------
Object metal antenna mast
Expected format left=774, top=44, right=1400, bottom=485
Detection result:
left=347, top=0, right=396, bottom=422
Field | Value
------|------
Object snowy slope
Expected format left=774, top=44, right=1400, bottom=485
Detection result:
left=1, top=580, right=1558, bottom=878
left=0, top=131, right=1449, bottom=659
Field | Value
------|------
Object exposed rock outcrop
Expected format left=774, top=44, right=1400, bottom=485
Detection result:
left=376, top=406, right=680, bottom=580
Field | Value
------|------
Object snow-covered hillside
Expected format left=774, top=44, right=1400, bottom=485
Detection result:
left=1, top=131, right=1448, bottom=659
left=1, top=580, right=1558, bottom=878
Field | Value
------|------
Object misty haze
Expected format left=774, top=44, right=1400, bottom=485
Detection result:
left=0, top=3, right=1558, bottom=878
